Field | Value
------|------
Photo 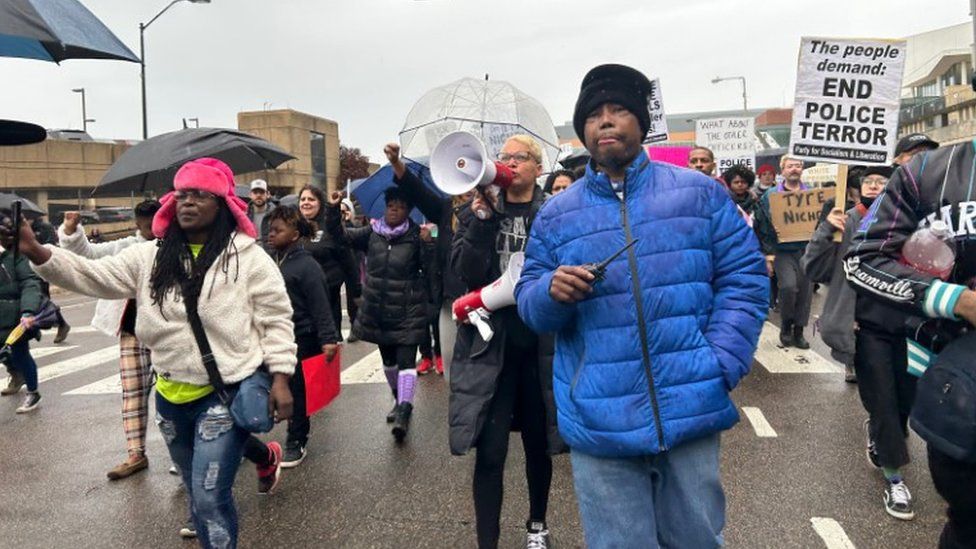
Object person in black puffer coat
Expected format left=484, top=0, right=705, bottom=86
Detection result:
left=299, top=184, right=362, bottom=340
left=323, top=186, right=427, bottom=442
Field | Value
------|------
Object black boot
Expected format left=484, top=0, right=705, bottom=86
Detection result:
left=386, top=391, right=398, bottom=423
left=392, top=402, right=413, bottom=442
left=792, top=325, right=810, bottom=349
left=779, top=321, right=794, bottom=347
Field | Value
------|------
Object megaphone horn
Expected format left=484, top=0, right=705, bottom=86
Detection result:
left=430, top=131, right=514, bottom=196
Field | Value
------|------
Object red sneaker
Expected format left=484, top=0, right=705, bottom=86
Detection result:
left=257, top=441, right=282, bottom=495
left=435, top=355, right=444, bottom=375
left=417, top=357, right=433, bottom=375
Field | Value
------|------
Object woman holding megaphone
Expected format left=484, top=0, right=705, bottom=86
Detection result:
left=322, top=187, right=428, bottom=442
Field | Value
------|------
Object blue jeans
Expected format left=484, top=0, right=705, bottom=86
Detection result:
left=155, top=391, right=249, bottom=549
left=9, top=338, right=37, bottom=391
left=570, top=433, right=725, bottom=549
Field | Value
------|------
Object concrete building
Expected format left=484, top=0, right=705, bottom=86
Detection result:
left=0, top=108, right=342, bottom=225
left=899, top=22, right=976, bottom=145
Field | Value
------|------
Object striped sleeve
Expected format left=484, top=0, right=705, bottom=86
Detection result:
left=922, top=279, right=967, bottom=319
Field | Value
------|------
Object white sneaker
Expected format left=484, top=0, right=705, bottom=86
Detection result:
left=15, top=391, right=40, bottom=413
left=884, top=480, right=915, bottom=520
left=526, top=521, right=550, bottom=549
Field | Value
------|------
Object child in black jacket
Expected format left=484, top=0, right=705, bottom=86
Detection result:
left=266, top=206, right=340, bottom=468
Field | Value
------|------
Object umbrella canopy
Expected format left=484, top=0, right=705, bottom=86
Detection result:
left=95, top=128, right=296, bottom=195
left=0, top=119, right=46, bottom=146
left=399, top=77, right=561, bottom=172
left=0, top=193, right=46, bottom=219
left=0, top=0, right=139, bottom=63
left=352, top=158, right=444, bottom=224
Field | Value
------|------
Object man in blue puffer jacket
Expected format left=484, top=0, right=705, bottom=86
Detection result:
left=516, top=64, right=768, bottom=548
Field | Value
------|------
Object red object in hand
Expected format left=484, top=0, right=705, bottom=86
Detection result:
left=452, top=289, right=486, bottom=322
left=303, top=349, right=341, bottom=417
left=492, top=162, right=514, bottom=189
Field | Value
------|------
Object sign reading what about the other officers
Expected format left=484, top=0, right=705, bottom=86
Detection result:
left=695, top=117, right=755, bottom=172
left=789, top=36, right=907, bottom=166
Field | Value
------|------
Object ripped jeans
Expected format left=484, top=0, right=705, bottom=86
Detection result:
left=156, top=391, right=248, bottom=549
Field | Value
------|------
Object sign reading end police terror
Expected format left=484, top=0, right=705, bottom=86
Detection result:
left=789, top=37, right=906, bottom=166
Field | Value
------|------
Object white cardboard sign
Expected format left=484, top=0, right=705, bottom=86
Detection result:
left=644, top=78, right=669, bottom=144
left=789, top=36, right=907, bottom=165
left=695, top=117, right=756, bottom=172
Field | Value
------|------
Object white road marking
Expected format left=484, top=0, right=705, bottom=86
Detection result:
left=29, top=346, right=79, bottom=360
left=58, top=300, right=98, bottom=311
left=340, top=349, right=386, bottom=384
left=755, top=322, right=843, bottom=374
left=64, top=374, right=121, bottom=395
left=0, top=345, right=119, bottom=385
left=41, top=326, right=98, bottom=336
left=810, top=518, right=856, bottom=549
left=742, top=406, right=778, bottom=437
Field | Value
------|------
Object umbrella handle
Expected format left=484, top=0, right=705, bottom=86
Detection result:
left=11, top=201, right=21, bottom=265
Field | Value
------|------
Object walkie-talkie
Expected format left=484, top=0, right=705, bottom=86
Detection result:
left=583, top=239, right=638, bottom=282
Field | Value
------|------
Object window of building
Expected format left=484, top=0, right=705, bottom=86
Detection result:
left=310, top=131, right=326, bottom=188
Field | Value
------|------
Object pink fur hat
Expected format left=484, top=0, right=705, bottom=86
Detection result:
left=152, top=158, right=257, bottom=239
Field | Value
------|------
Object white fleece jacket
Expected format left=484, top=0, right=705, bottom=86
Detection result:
left=33, top=234, right=296, bottom=385
left=56, top=224, right=145, bottom=337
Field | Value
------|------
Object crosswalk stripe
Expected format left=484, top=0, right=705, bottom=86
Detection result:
left=41, top=326, right=98, bottom=336
left=810, top=518, right=856, bottom=549
left=0, top=345, right=119, bottom=385
left=30, top=346, right=79, bottom=360
left=64, top=374, right=121, bottom=395
left=755, top=322, right=842, bottom=374
left=742, top=406, right=778, bottom=437
left=340, top=350, right=386, bottom=384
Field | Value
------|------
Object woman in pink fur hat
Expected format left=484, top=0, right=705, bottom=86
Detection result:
left=9, top=158, right=297, bottom=548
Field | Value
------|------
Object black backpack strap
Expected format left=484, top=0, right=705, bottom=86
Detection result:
left=181, top=289, right=229, bottom=403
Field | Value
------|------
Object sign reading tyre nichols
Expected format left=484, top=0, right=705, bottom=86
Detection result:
left=788, top=36, right=907, bottom=166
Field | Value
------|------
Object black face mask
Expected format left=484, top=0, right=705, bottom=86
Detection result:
left=860, top=194, right=875, bottom=209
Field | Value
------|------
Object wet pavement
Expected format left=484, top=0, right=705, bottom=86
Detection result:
left=0, top=291, right=948, bottom=547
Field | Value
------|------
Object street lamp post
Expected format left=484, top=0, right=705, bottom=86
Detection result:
left=71, top=88, right=95, bottom=132
left=711, top=76, right=748, bottom=112
left=139, top=0, right=211, bottom=139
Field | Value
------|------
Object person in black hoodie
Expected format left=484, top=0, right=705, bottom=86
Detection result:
left=299, top=184, right=361, bottom=339
left=266, top=206, right=340, bottom=468
left=449, top=134, right=563, bottom=549
left=323, top=186, right=428, bottom=442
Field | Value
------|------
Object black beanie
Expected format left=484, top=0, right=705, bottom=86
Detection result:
left=573, top=64, right=653, bottom=142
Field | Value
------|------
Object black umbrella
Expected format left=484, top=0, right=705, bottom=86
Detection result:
left=0, top=120, right=46, bottom=146
left=0, top=193, right=46, bottom=219
left=0, top=0, right=139, bottom=63
left=95, top=128, right=296, bottom=195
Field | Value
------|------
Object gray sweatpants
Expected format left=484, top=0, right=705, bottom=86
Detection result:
left=774, top=249, right=812, bottom=327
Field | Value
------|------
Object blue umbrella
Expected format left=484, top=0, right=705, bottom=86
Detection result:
left=352, top=157, right=445, bottom=224
left=0, top=0, right=139, bottom=63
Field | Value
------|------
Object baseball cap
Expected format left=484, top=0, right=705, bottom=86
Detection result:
left=250, top=179, right=268, bottom=192
left=895, top=134, right=939, bottom=157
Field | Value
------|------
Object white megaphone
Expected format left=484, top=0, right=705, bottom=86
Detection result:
left=452, top=252, right=524, bottom=342
left=430, top=131, right=515, bottom=197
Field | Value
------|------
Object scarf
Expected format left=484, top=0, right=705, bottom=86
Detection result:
left=370, top=217, right=410, bottom=240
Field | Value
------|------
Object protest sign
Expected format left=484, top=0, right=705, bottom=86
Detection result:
left=643, top=78, right=669, bottom=144
left=789, top=36, right=907, bottom=166
left=646, top=145, right=693, bottom=167
left=695, top=117, right=756, bottom=173
left=768, top=187, right=830, bottom=243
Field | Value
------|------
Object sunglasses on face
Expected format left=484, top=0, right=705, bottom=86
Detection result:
left=174, top=189, right=218, bottom=202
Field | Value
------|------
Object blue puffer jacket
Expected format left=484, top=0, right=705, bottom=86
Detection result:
left=515, top=155, right=768, bottom=457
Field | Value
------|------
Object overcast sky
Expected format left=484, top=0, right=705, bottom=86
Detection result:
left=0, top=0, right=968, bottom=161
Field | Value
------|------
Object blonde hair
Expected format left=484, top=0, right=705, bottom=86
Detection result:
left=780, top=155, right=803, bottom=169
left=505, top=134, right=543, bottom=164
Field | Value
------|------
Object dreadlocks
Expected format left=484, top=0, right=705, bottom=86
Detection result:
left=149, top=201, right=239, bottom=312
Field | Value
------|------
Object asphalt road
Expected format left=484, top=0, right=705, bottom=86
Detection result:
left=0, top=291, right=948, bottom=548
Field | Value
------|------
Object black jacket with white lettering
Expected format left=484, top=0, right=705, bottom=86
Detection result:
left=845, top=144, right=976, bottom=327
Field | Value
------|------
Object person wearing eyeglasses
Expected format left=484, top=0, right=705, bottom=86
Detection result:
left=451, top=134, right=564, bottom=548
left=8, top=158, right=296, bottom=548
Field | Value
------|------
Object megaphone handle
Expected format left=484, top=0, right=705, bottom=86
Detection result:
left=476, top=186, right=502, bottom=219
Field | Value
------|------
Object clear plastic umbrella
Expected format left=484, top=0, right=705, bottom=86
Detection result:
left=399, top=77, right=560, bottom=172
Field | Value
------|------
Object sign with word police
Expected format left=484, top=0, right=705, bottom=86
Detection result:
left=643, top=78, right=669, bottom=144
left=789, top=36, right=907, bottom=165
left=695, top=117, right=755, bottom=172
left=768, top=188, right=830, bottom=243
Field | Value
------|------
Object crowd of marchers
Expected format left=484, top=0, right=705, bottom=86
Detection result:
left=1, top=63, right=975, bottom=549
